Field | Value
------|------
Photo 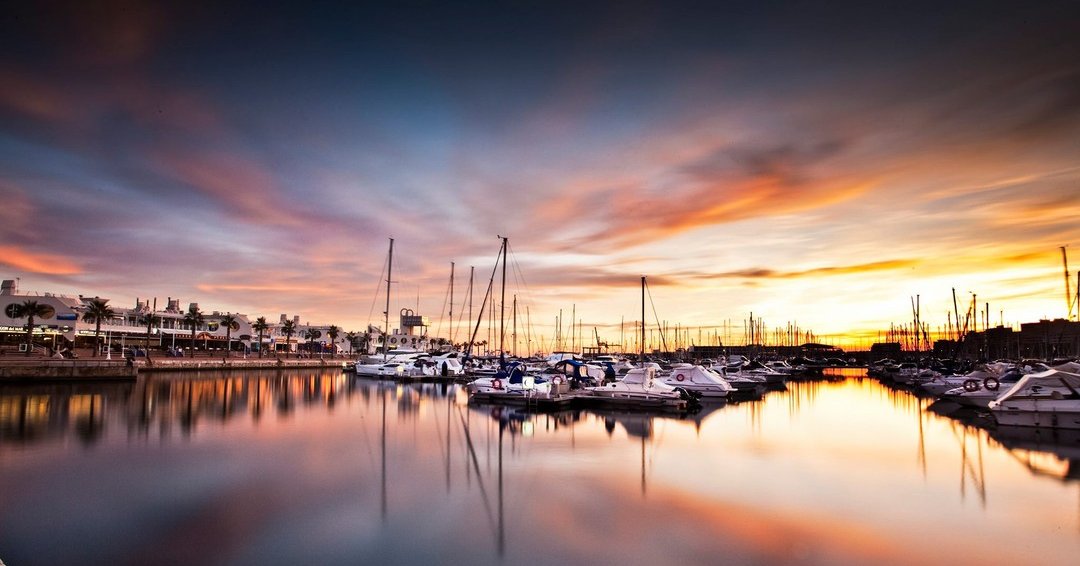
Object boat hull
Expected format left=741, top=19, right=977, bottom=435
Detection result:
left=992, top=404, right=1080, bottom=429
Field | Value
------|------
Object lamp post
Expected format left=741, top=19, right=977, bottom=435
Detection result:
left=105, top=329, right=112, bottom=360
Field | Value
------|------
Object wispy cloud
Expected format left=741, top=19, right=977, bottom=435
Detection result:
left=0, top=245, right=82, bottom=275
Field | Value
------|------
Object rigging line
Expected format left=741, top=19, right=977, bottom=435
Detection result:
left=466, top=244, right=503, bottom=356
left=366, top=251, right=389, bottom=327
left=644, top=279, right=669, bottom=353
left=434, top=271, right=451, bottom=341
left=506, top=243, right=540, bottom=353
left=507, top=242, right=532, bottom=295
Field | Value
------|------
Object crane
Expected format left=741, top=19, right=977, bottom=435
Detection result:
left=1064, top=246, right=1074, bottom=321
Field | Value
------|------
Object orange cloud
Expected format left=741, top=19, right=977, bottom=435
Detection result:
left=720, top=259, right=922, bottom=280
left=0, top=245, right=82, bottom=275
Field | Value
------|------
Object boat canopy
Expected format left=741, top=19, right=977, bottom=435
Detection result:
left=622, top=367, right=656, bottom=385
left=993, top=369, right=1080, bottom=405
left=1053, top=361, right=1080, bottom=373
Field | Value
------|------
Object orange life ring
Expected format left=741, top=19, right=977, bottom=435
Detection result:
left=492, top=379, right=503, bottom=390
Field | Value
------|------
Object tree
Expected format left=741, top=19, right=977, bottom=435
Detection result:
left=344, top=331, right=358, bottom=356
left=303, top=328, right=321, bottom=355
left=252, top=316, right=269, bottom=358
left=359, top=331, right=372, bottom=355
left=15, top=300, right=52, bottom=356
left=220, top=313, right=238, bottom=360
left=326, top=325, right=340, bottom=356
left=138, top=310, right=161, bottom=361
left=281, top=319, right=296, bottom=357
left=82, top=299, right=116, bottom=357
left=183, top=305, right=205, bottom=358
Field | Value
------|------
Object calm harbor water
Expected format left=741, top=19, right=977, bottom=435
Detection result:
left=1, top=368, right=1078, bottom=565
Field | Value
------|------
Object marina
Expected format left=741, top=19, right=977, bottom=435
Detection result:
left=1, top=367, right=1078, bottom=565
left=3, top=2, right=1079, bottom=565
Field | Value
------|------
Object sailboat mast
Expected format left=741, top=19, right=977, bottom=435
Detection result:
left=384, top=238, right=393, bottom=362
left=640, top=276, right=645, bottom=365
left=449, top=262, right=455, bottom=344
left=499, top=236, right=508, bottom=355
left=468, top=266, right=474, bottom=349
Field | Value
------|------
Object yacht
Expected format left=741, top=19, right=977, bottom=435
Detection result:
left=727, top=360, right=787, bottom=385
left=583, top=366, right=691, bottom=410
left=656, top=364, right=732, bottom=398
left=989, top=369, right=1080, bottom=429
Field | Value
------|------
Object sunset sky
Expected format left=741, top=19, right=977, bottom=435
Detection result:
left=2, top=1, right=1078, bottom=349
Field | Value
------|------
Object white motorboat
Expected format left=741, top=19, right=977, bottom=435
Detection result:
left=989, top=369, right=1080, bottom=429
left=921, top=366, right=1012, bottom=397
left=354, top=362, right=409, bottom=378
left=892, top=363, right=920, bottom=384
left=657, top=364, right=732, bottom=398
left=727, top=361, right=787, bottom=385
left=466, top=363, right=569, bottom=398
left=584, top=366, right=690, bottom=410
left=764, top=360, right=806, bottom=377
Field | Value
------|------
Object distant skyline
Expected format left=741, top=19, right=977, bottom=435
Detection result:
left=2, top=1, right=1078, bottom=348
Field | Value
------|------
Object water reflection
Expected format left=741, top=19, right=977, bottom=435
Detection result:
left=2, top=369, right=1079, bottom=565
left=0, top=369, right=359, bottom=447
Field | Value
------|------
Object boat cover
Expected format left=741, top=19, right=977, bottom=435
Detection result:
left=993, top=369, right=1080, bottom=404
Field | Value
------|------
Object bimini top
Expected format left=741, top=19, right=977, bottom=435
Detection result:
left=991, top=369, right=1080, bottom=406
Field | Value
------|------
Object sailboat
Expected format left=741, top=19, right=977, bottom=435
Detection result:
left=355, top=238, right=410, bottom=378
left=582, top=276, right=692, bottom=411
left=463, top=238, right=571, bottom=403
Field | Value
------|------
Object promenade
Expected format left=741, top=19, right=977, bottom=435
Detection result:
left=0, top=348, right=350, bottom=380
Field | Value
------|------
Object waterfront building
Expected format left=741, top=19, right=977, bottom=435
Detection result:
left=1, top=277, right=452, bottom=357
left=1, top=278, right=252, bottom=354
left=1019, top=319, right=1080, bottom=359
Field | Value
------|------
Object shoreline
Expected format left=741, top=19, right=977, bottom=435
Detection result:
left=0, top=357, right=349, bottom=381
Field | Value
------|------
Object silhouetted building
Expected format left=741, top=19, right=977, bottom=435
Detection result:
left=1019, top=319, right=1080, bottom=359
left=871, top=342, right=902, bottom=359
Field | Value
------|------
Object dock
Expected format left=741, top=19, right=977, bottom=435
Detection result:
left=468, top=390, right=583, bottom=410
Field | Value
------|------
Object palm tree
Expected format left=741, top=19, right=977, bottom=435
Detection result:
left=344, top=331, right=358, bottom=356
left=183, top=305, right=205, bottom=358
left=138, top=310, right=161, bottom=361
left=15, top=300, right=52, bottom=356
left=220, top=313, right=238, bottom=360
left=326, top=325, right=340, bottom=357
left=303, top=328, right=321, bottom=356
left=281, top=319, right=296, bottom=358
left=359, top=331, right=372, bottom=355
left=252, top=316, right=269, bottom=358
left=82, top=299, right=115, bottom=357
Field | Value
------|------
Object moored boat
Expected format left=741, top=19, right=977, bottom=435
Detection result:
left=989, top=369, right=1080, bottom=429
left=583, top=366, right=691, bottom=411
left=657, top=364, right=732, bottom=398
